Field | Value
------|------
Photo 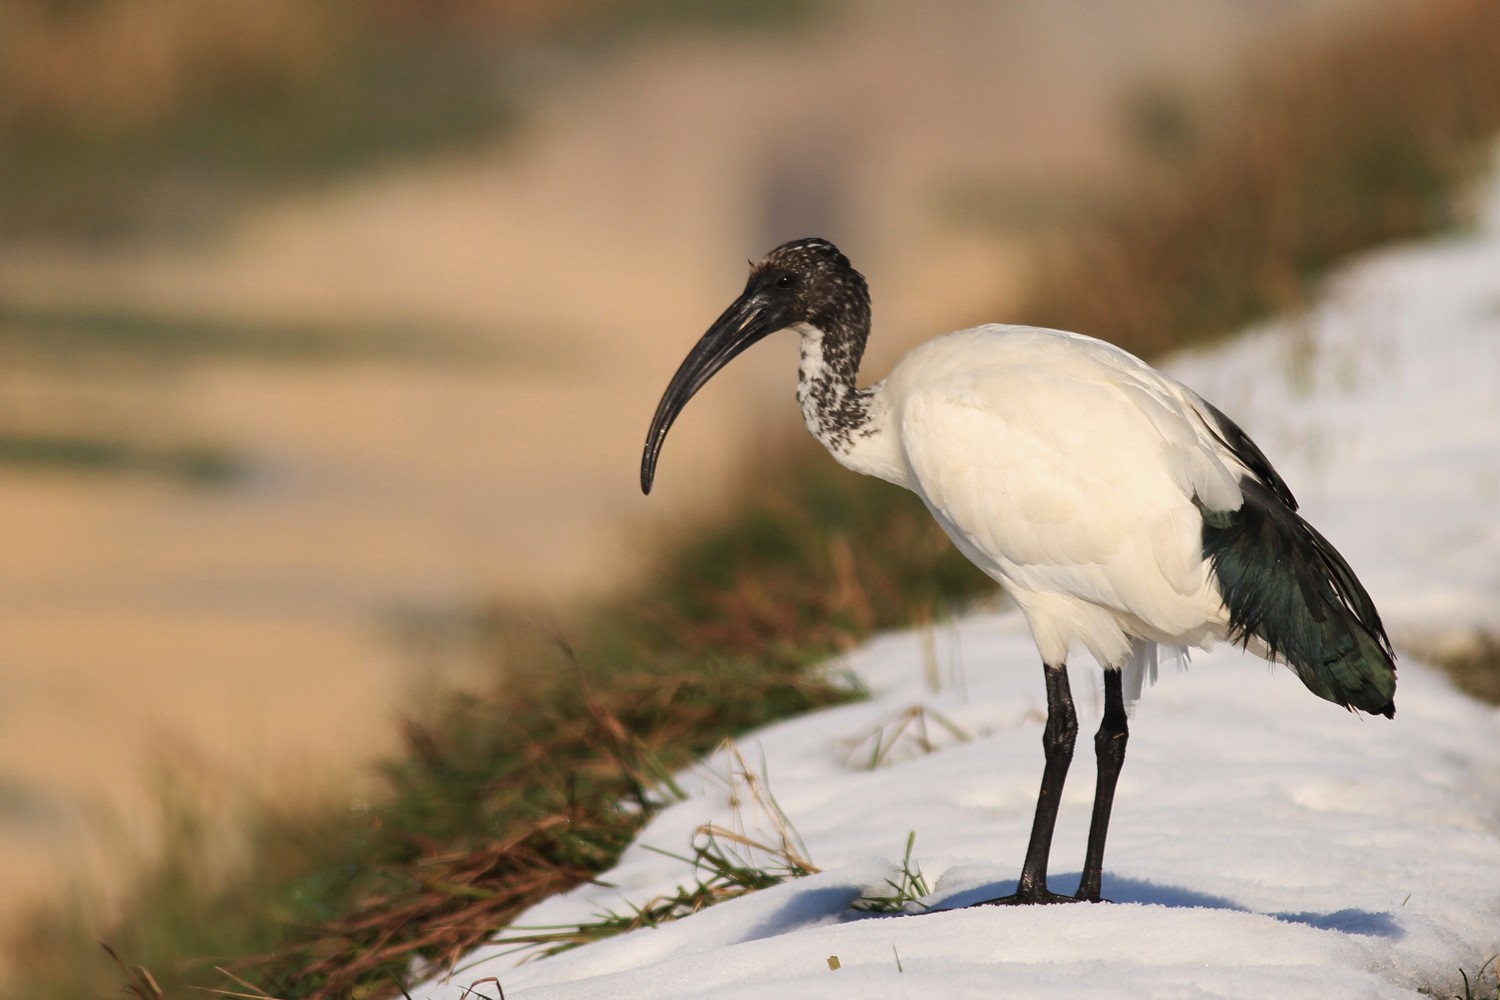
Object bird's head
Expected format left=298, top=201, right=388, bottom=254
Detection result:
left=640, top=237, right=869, bottom=494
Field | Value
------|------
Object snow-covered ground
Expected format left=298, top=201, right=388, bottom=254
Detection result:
left=417, top=166, right=1500, bottom=998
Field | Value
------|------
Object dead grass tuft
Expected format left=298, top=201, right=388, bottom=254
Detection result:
left=101, top=941, right=167, bottom=1000
left=228, top=640, right=849, bottom=999
left=262, top=805, right=626, bottom=994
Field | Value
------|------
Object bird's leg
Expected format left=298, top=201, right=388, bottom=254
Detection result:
left=1076, top=668, right=1129, bottom=902
left=981, top=661, right=1079, bottom=905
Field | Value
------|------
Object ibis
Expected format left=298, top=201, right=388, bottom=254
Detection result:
left=640, top=237, right=1396, bottom=905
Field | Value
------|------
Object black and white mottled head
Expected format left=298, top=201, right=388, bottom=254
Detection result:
left=641, top=237, right=873, bottom=493
left=751, top=237, right=871, bottom=353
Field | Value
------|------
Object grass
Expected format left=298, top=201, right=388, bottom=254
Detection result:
left=4, top=637, right=850, bottom=998
left=484, top=826, right=818, bottom=961
left=0, top=7, right=516, bottom=239
left=475, top=740, right=822, bottom=963
left=1428, top=636, right=1500, bottom=706
left=842, top=704, right=971, bottom=771
left=1013, top=0, right=1500, bottom=352
left=0, top=302, right=504, bottom=367
left=1423, top=955, right=1500, bottom=1000
left=1459, top=957, right=1500, bottom=1000
left=0, top=0, right=826, bottom=239
left=236, top=639, right=851, bottom=997
left=8, top=0, right=1500, bottom=997
left=446, top=756, right=927, bottom=964
left=4, top=442, right=968, bottom=998
left=0, top=433, right=238, bottom=484
left=852, top=832, right=932, bottom=915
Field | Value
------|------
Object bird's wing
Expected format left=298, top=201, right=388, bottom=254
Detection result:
left=1188, top=396, right=1298, bottom=510
left=896, top=332, right=1244, bottom=645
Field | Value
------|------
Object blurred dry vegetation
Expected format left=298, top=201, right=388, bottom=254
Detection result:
left=5, top=0, right=1500, bottom=998
left=0, top=0, right=820, bottom=236
left=1018, top=0, right=1500, bottom=352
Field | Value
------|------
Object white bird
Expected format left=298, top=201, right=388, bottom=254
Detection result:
left=641, top=237, right=1396, bottom=905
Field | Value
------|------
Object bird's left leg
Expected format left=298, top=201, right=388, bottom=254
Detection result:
left=979, top=660, right=1080, bottom=905
left=1075, top=667, right=1129, bottom=902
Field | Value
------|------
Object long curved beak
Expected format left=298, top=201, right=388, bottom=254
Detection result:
left=641, top=289, right=782, bottom=494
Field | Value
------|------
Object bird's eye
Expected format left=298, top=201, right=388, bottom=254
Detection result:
left=775, top=273, right=797, bottom=290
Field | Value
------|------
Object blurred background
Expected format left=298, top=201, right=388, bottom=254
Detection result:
left=0, top=0, right=1427, bottom=930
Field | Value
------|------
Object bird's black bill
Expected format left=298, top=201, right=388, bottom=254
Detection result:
left=641, top=291, right=783, bottom=494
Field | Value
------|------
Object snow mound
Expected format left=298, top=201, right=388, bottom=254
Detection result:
left=417, top=162, right=1500, bottom=998
left=424, top=621, right=1500, bottom=999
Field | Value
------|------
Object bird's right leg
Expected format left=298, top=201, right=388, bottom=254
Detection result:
left=1075, top=667, right=1128, bottom=902
left=979, top=661, right=1080, bottom=905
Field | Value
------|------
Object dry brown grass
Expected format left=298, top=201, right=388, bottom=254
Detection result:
left=224, top=637, right=848, bottom=1000
left=1428, top=635, right=1500, bottom=706
left=1018, top=0, right=1500, bottom=356
left=267, top=807, right=617, bottom=995
left=0, top=1, right=591, bottom=134
left=0, top=0, right=824, bottom=235
left=1, top=2, right=338, bottom=132
left=0, top=0, right=819, bottom=143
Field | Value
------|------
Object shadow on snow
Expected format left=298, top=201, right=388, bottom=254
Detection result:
left=926, top=874, right=1402, bottom=939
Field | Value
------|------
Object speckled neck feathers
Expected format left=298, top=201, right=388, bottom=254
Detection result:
left=797, top=326, right=875, bottom=454
left=774, top=238, right=876, bottom=455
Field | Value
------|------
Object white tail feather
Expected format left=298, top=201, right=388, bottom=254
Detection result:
left=1120, top=638, right=1191, bottom=713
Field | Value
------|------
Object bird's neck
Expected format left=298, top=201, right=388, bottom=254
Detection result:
left=796, top=322, right=871, bottom=447
left=796, top=324, right=904, bottom=484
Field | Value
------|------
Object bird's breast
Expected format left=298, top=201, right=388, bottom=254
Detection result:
left=879, top=326, right=1230, bottom=654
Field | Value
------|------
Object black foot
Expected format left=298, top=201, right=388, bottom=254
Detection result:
left=975, top=889, right=1082, bottom=906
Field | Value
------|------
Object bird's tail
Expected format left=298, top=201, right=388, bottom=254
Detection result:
left=1202, top=478, right=1396, bottom=718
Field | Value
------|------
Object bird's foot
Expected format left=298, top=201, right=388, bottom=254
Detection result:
left=974, top=888, right=1082, bottom=906
left=1074, top=877, right=1112, bottom=903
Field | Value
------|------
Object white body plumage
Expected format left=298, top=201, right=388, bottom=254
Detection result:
left=803, top=324, right=1245, bottom=699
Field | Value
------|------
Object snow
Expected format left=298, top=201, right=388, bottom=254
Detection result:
left=415, top=165, right=1500, bottom=998
left=1167, top=173, right=1500, bottom=649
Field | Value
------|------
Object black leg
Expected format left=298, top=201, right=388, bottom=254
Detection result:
left=1076, top=668, right=1129, bottom=902
left=979, top=661, right=1080, bottom=905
